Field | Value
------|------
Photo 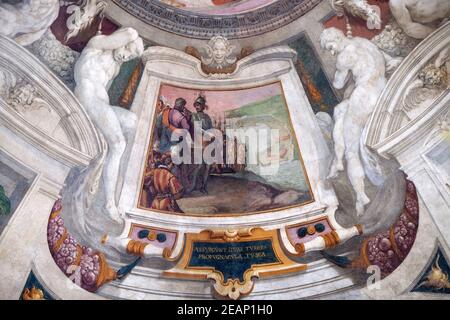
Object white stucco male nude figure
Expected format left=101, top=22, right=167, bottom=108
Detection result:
left=74, top=27, right=144, bottom=223
left=0, top=0, right=59, bottom=46
left=390, top=0, right=450, bottom=39
left=320, top=27, right=387, bottom=216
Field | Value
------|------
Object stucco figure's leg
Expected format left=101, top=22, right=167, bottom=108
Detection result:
left=344, top=116, right=370, bottom=217
left=112, top=106, right=138, bottom=141
left=103, top=128, right=127, bottom=222
left=85, top=101, right=127, bottom=223
left=328, top=100, right=348, bottom=179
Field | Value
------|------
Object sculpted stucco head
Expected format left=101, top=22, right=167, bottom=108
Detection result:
left=320, top=27, right=347, bottom=56
left=202, top=36, right=237, bottom=69
left=113, top=37, right=144, bottom=62
left=211, top=38, right=229, bottom=63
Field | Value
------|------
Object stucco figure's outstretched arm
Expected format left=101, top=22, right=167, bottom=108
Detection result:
left=87, top=27, right=139, bottom=50
left=389, top=0, right=435, bottom=39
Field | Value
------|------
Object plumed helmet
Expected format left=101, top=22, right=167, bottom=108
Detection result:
left=194, top=95, right=206, bottom=107
left=174, top=98, right=187, bottom=109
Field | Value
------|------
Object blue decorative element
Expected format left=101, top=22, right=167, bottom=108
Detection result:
left=156, top=233, right=167, bottom=243
left=138, top=230, right=150, bottom=239
left=188, top=240, right=279, bottom=282
left=321, top=251, right=352, bottom=268
left=297, top=227, right=308, bottom=238
left=413, top=248, right=450, bottom=294
left=20, top=271, right=54, bottom=300
left=117, top=258, right=142, bottom=280
left=315, top=223, right=326, bottom=233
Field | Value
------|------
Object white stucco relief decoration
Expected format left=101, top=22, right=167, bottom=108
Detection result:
left=320, top=27, right=388, bottom=216
left=7, top=80, right=52, bottom=114
left=1, top=80, right=64, bottom=160
left=73, top=27, right=144, bottom=224
left=0, top=6, right=448, bottom=298
left=370, top=1, right=450, bottom=74
left=372, top=20, right=419, bottom=59
left=201, top=36, right=237, bottom=70
left=389, top=0, right=450, bottom=39
left=331, top=0, right=382, bottom=30
left=360, top=24, right=450, bottom=299
left=366, top=22, right=450, bottom=149
left=64, top=0, right=107, bottom=42
left=0, top=0, right=60, bottom=46
left=27, top=30, right=80, bottom=89
left=402, top=46, right=450, bottom=119
left=0, top=34, right=102, bottom=159
left=371, top=20, right=419, bottom=74
left=0, top=69, right=17, bottom=98
left=0, top=70, right=51, bottom=114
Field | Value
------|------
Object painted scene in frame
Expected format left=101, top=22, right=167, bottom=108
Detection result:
left=138, top=82, right=313, bottom=215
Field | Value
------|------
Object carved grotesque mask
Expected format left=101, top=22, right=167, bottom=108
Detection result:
left=212, top=39, right=228, bottom=63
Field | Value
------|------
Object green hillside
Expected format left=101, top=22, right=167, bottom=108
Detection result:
left=225, top=95, right=289, bottom=123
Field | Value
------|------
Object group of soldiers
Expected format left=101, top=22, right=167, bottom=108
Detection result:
left=141, top=95, right=214, bottom=213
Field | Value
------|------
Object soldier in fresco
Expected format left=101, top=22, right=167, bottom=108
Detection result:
left=156, top=96, right=170, bottom=116
left=188, top=95, right=214, bottom=194
left=155, top=97, right=191, bottom=153
left=141, top=151, right=162, bottom=207
left=190, top=95, right=213, bottom=136
left=144, top=154, right=184, bottom=213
